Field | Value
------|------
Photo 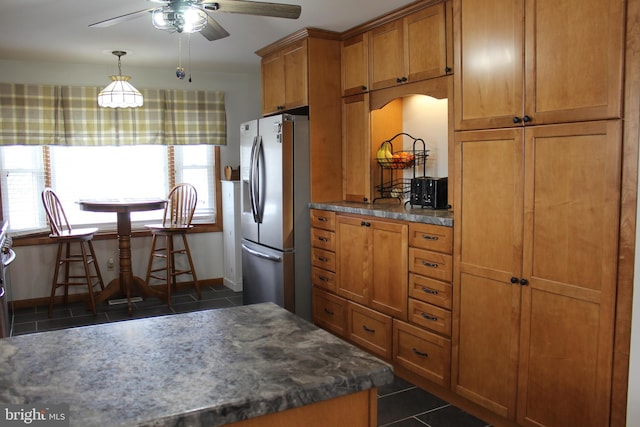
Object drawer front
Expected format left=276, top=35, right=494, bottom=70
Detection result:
left=408, top=273, right=452, bottom=309
left=310, top=209, right=336, bottom=231
left=312, top=287, right=347, bottom=337
left=393, top=320, right=451, bottom=387
left=408, top=298, right=451, bottom=337
left=311, top=228, right=336, bottom=251
left=409, top=223, right=452, bottom=254
left=348, top=302, right=392, bottom=360
left=311, top=266, right=337, bottom=292
left=311, top=247, right=336, bottom=271
left=409, top=248, right=452, bottom=282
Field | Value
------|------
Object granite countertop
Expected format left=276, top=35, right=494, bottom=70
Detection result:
left=0, top=303, right=393, bottom=427
left=310, top=201, right=453, bottom=227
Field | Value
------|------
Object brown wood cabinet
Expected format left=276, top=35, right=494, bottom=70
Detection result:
left=341, top=33, right=369, bottom=97
left=257, top=29, right=343, bottom=203
left=342, top=94, right=371, bottom=203
left=452, top=121, right=622, bottom=425
left=454, top=0, right=624, bottom=131
left=393, top=319, right=451, bottom=387
left=348, top=301, right=393, bottom=360
left=336, top=214, right=408, bottom=320
left=260, top=39, right=308, bottom=115
left=369, top=3, right=448, bottom=91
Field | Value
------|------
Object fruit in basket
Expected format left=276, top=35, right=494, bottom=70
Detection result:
left=376, top=142, right=393, bottom=162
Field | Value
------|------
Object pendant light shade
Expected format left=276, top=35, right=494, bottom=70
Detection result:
left=98, top=51, right=143, bottom=108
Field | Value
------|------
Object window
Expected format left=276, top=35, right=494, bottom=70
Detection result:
left=0, top=145, right=219, bottom=234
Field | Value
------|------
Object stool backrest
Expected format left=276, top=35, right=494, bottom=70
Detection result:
left=42, top=188, right=71, bottom=236
left=164, top=183, right=197, bottom=227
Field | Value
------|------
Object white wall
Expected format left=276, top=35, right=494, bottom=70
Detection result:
left=1, top=58, right=261, bottom=300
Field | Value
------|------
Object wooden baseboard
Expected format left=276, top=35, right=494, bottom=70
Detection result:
left=10, top=277, right=225, bottom=310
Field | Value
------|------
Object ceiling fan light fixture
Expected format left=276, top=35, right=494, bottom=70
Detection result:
left=152, top=5, right=207, bottom=34
left=98, top=51, right=143, bottom=108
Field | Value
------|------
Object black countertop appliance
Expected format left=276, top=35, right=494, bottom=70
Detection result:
left=410, top=177, right=448, bottom=209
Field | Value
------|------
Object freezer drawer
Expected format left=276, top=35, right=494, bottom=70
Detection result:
left=241, top=240, right=294, bottom=312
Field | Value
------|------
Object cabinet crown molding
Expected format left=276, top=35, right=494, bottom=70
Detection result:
left=255, top=28, right=340, bottom=58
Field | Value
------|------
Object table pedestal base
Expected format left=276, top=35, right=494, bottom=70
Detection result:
left=95, top=276, right=168, bottom=314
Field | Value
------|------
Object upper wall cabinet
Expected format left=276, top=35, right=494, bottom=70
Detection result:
left=454, top=0, right=624, bottom=131
left=342, top=33, right=369, bottom=97
left=257, top=29, right=343, bottom=203
left=369, top=3, right=449, bottom=92
left=260, top=39, right=308, bottom=116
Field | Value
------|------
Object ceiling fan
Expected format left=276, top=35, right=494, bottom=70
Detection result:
left=89, top=0, right=302, bottom=41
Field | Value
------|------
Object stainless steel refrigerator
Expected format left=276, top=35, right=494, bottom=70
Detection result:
left=240, top=114, right=311, bottom=320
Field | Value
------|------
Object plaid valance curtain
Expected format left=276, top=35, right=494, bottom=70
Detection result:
left=0, top=83, right=226, bottom=146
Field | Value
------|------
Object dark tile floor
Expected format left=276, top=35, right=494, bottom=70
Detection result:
left=8, top=284, right=491, bottom=427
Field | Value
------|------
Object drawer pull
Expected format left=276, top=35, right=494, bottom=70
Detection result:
left=318, top=276, right=330, bottom=282
left=421, top=312, right=438, bottom=321
left=362, top=325, right=376, bottom=334
left=412, top=348, right=429, bottom=358
left=318, top=217, right=328, bottom=222
left=318, top=257, right=329, bottom=262
left=422, top=261, right=439, bottom=268
left=421, top=234, right=439, bottom=241
left=360, top=221, right=371, bottom=227
left=421, top=287, right=438, bottom=295
left=318, top=237, right=329, bottom=242
left=323, top=308, right=334, bottom=316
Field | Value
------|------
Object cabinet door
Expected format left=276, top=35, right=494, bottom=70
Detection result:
left=404, top=3, right=448, bottom=83
left=336, top=215, right=370, bottom=304
left=454, top=0, right=523, bottom=130
left=283, top=39, right=308, bottom=110
left=516, top=121, right=621, bottom=427
left=452, top=128, right=524, bottom=419
left=342, top=33, right=369, bottom=96
left=369, top=19, right=405, bottom=91
left=524, top=0, right=623, bottom=125
left=261, top=52, right=285, bottom=115
left=342, top=94, right=371, bottom=202
left=369, top=219, right=408, bottom=320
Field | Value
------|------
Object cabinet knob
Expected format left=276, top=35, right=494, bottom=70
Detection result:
left=523, top=115, right=532, bottom=123
left=361, top=85, right=367, bottom=91
left=520, top=278, right=529, bottom=286
left=513, top=116, right=521, bottom=124
left=444, top=66, right=452, bottom=73
left=510, top=277, right=519, bottom=284
left=360, top=221, right=371, bottom=227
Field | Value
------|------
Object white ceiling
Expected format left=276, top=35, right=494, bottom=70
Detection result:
left=0, top=0, right=418, bottom=73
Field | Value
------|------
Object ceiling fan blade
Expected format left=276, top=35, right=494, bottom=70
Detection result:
left=200, top=15, right=231, bottom=41
left=202, top=0, right=301, bottom=19
left=89, top=8, right=155, bottom=28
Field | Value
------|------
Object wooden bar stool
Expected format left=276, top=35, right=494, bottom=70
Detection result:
left=41, top=188, right=105, bottom=318
left=144, top=183, right=201, bottom=304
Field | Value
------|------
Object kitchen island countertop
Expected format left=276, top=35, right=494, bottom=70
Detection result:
left=310, top=201, right=453, bottom=227
left=0, top=303, right=393, bottom=426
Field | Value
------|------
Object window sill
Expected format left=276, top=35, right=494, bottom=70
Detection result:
left=12, top=223, right=222, bottom=247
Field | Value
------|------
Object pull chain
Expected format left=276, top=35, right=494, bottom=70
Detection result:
left=176, top=34, right=186, bottom=79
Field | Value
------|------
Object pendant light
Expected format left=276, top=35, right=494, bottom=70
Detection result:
left=98, top=51, right=143, bottom=108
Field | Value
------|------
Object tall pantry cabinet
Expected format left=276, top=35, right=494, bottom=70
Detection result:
left=452, top=0, right=624, bottom=426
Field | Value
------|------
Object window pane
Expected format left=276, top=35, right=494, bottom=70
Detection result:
left=174, top=145, right=216, bottom=223
left=0, top=144, right=217, bottom=233
left=50, top=146, right=168, bottom=226
left=0, top=146, right=45, bottom=231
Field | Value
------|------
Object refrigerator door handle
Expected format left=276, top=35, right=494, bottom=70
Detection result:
left=242, top=243, right=282, bottom=262
left=252, top=135, right=264, bottom=224
left=248, top=135, right=259, bottom=223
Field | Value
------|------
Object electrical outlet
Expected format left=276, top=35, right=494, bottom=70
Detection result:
left=107, top=257, right=115, bottom=271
